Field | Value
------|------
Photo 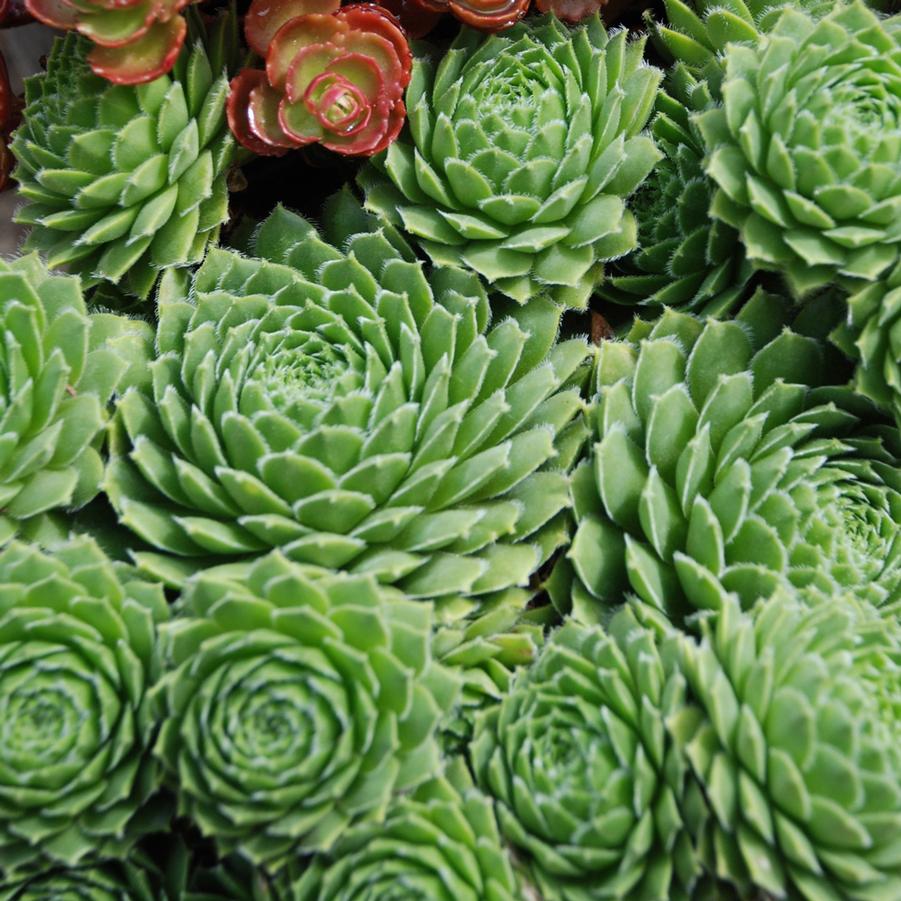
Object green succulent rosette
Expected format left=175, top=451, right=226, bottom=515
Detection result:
left=359, top=15, right=662, bottom=308
left=694, top=1, right=901, bottom=299
left=471, top=610, right=701, bottom=899
left=153, top=551, right=460, bottom=871
left=670, top=587, right=901, bottom=899
left=0, top=254, right=147, bottom=544
left=290, top=757, right=520, bottom=900
left=11, top=32, right=233, bottom=300
left=832, top=259, right=901, bottom=433
left=106, top=191, right=590, bottom=620
left=598, top=64, right=754, bottom=317
left=651, top=0, right=839, bottom=76
left=0, top=538, right=169, bottom=875
left=553, top=294, right=901, bottom=625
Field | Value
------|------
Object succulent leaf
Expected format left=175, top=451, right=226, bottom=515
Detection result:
left=0, top=538, right=169, bottom=875
left=360, top=14, right=662, bottom=308
left=560, top=296, right=901, bottom=624
left=153, top=551, right=460, bottom=870
left=11, top=33, right=234, bottom=300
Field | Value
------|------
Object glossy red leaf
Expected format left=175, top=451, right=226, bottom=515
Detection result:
left=284, top=42, right=340, bottom=103
left=88, top=12, right=185, bottom=83
left=249, top=79, right=301, bottom=149
left=25, top=0, right=80, bottom=28
left=447, top=0, right=528, bottom=31
left=228, top=68, right=290, bottom=155
left=336, top=4, right=410, bottom=83
left=266, top=13, right=347, bottom=89
left=341, top=30, right=405, bottom=100
left=244, top=0, right=340, bottom=56
left=76, top=0, right=158, bottom=49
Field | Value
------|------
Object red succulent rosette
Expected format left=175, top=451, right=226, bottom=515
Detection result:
left=228, top=0, right=411, bottom=157
left=25, top=0, right=189, bottom=84
left=406, top=0, right=526, bottom=32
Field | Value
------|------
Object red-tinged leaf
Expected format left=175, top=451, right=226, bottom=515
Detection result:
left=366, top=96, right=405, bottom=154
left=448, top=0, right=527, bottom=30
left=266, top=14, right=347, bottom=89
left=245, top=0, right=340, bottom=56
left=305, top=71, right=371, bottom=133
left=323, top=52, right=383, bottom=103
left=25, top=0, right=79, bottom=28
left=249, top=79, right=300, bottom=149
left=279, top=95, right=324, bottom=145
left=284, top=41, right=339, bottom=103
left=378, top=0, right=442, bottom=38
left=336, top=4, right=411, bottom=84
left=227, top=68, right=289, bottom=155
left=88, top=13, right=185, bottom=83
left=76, top=0, right=157, bottom=48
left=85, top=0, right=153, bottom=12
left=323, top=96, right=403, bottom=156
left=342, top=31, right=405, bottom=101
left=534, top=0, right=603, bottom=23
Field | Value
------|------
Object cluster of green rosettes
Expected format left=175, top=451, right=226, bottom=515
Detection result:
left=1, top=0, right=901, bottom=896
